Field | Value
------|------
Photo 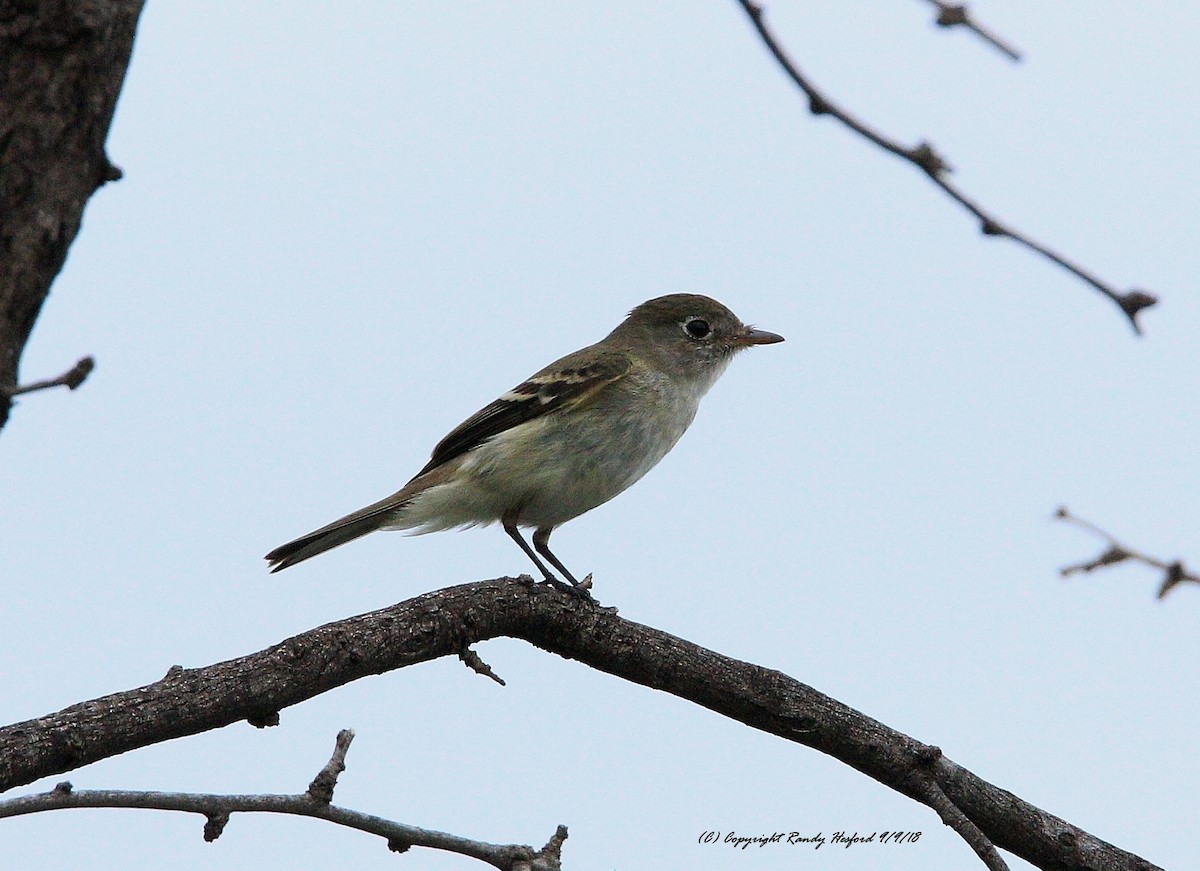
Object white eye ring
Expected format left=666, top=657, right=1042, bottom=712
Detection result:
left=683, top=317, right=712, bottom=340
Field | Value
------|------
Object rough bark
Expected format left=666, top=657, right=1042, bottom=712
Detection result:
left=0, top=0, right=144, bottom=429
left=0, top=578, right=1161, bottom=871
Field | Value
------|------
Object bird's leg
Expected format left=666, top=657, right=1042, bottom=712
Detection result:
left=533, top=527, right=590, bottom=591
left=503, top=522, right=560, bottom=585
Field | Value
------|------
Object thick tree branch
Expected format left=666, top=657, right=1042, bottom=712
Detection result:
left=1057, top=506, right=1198, bottom=599
left=0, top=0, right=143, bottom=431
left=0, top=577, right=1159, bottom=871
left=734, top=1, right=1156, bottom=334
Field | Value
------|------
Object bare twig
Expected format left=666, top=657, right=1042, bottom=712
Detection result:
left=907, top=748, right=1009, bottom=871
left=733, top=1, right=1156, bottom=334
left=3, top=356, right=95, bottom=398
left=1056, top=506, right=1198, bottom=599
left=0, top=735, right=564, bottom=870
left=515, top=825, right=568, bottom=871
left=306, top=729, right=355, bottom=804
left=0, top=785, right=560, bottom=869
left=460, top=646, right=507, bottom=685
left=920, top=1, right=1021, bottom=61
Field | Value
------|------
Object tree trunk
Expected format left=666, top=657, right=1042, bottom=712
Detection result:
left=0, top=0, right=144, bottom=430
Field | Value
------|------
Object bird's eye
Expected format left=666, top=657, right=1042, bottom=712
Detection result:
left=684, top=318, right=712, bottom=340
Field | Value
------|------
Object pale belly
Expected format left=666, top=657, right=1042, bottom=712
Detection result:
left=395, top=373, right=701, bottom=532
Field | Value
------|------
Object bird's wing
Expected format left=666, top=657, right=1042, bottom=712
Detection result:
left=412, top=346, right=632, bottom=479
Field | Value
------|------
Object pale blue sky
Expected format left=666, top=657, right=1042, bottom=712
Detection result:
left=4, top=3, right=1197, bottom=869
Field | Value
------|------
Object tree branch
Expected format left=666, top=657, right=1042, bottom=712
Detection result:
left=919, top=1, right=1022, bottom=62
left=0, top=730, right=566, bottom=869
left=1057, top=506, right=1198, bottom=599
left=911, top=754, right=1008, bottom=871
left=2, top=355, right=94, bottom=398
left=0, top=577, right=1160, bottom=871
left=733, top=0, right=1156, bottom=334
left=305, top=728, right=355, bottom=804
left=0, top=779, right=565, bottom=870
left=0, top=0, right=143, bottom=431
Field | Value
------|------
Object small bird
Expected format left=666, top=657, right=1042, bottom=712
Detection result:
left=265, top=294, right=783, bottom=587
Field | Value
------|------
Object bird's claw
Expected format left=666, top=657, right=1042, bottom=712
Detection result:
left=538, top=574, right=595, bottom=602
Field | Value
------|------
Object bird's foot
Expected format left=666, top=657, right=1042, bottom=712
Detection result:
left=538, top=574, right=595, bottom=602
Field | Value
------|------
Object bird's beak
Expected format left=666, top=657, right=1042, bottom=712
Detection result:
left=735, top=326, right=785, bottom=347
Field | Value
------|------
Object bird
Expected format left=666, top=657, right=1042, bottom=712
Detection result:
left=264, top=293, right=783, bottom=588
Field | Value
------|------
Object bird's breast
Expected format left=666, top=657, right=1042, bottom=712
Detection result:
left=458, top=369, right=702, bottom=528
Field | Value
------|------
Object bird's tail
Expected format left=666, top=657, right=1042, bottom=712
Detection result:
left=264, top=514, right=386, bottom=572
left=265, top=464, right=452, bottom=572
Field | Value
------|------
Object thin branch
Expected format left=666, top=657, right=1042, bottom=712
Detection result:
left=1056, top=506, right=1198, bottom=599
left=460, top=646, right=507, bottom=685
left=518, top=826, right=568, bottom=871
left=919, top=1, right=1021, bottom=61
left=0, top=578, right=1160, bottom=871
left=733, top=1, right=1156, bottom=334
left=909, top=751, right=1009, bottom=871
left=0, top=780, right=562, bottom=870
left=306, top=729, right=355, bottom=804
left=3, top=356, right=94, bottom=398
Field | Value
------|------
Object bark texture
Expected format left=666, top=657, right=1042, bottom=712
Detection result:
left=0, top=0, right=144, bottom=429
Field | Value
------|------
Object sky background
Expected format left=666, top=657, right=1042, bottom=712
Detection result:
left=4, top=2, right=1197, bottom=869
